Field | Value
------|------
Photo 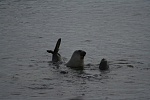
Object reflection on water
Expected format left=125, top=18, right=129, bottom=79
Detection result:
left=0, top=0, right=150, bottom=100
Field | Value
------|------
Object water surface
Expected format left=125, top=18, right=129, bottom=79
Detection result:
left=0, top=0, right=150, bottom=100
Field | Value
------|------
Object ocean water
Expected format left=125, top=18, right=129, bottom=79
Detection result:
left=0, top=0, right=150, bottom=100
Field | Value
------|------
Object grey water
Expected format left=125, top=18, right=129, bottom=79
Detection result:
left=0, top=0, right=150, bottom=100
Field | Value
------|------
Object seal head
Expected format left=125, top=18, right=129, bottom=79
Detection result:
left=99, top=58, right=109, bottom=70
left=66, top=50, right=86, bottom=69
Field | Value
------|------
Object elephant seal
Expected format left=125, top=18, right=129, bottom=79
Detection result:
left=47, top=38, right=62, bottom=63
left=66, top=50, right=86, bottom=69
left=99, top=58, right=109, bottom=70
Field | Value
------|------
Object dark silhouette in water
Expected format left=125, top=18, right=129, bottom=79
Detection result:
left=47, top=38, right=62, bottom=63
left=99, top=58, right=109, bottom=70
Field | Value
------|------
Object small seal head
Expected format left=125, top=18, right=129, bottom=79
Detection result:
left=99, top=58, right=109, bottom=70
left=66, top=50, right=86, bottom=69
left=47, top=38, right=62, bottom=63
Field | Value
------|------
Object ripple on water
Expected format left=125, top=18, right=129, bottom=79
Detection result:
left=27, top=84, right=54, bottom=90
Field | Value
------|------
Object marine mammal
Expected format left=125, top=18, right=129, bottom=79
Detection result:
left=99, top=58, right=109, bottom=70
left=47, top=38, right=62, bottom=63
left=66, top=50, right=86, bottom=69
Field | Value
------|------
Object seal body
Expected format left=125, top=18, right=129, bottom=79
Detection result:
left=66, top=50, right=86, bottom=69
left=47, top=50, right=61, bottom=62
left=99, top=58, right=109, bottom=70
left=47, top=38, right=62, bottom=63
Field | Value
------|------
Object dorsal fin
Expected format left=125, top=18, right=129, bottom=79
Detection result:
left=53, top=38, right=61, bottom=53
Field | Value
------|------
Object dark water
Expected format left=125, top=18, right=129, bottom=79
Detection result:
left=0, top=0, right=150, bottom=100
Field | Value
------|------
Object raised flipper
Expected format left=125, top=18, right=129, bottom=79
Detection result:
left=47, top=38, right=62, bottom=62
left=54, top=38, right=61, bottom=54
left=47, top=50, right=54, bottom=54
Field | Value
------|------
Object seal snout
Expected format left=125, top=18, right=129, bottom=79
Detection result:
left=77, top=50, right=86, bottom=59
left=80, top=51, right=86, bottom=56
